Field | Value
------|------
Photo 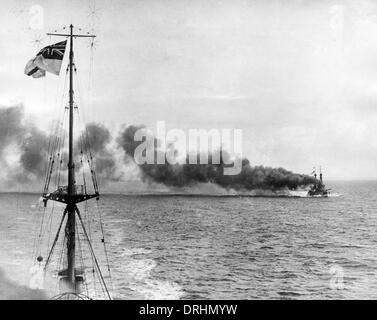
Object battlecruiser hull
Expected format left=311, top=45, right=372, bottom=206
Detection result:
left=307, top=187, right=330, bottom=197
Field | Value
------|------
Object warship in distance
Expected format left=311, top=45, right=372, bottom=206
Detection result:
left=26, top=25, right=112, bottom=300
left=307, top=167, right=330, bottom=197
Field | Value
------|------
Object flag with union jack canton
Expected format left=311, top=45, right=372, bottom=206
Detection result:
left=24, top=40, right=67, bottom=78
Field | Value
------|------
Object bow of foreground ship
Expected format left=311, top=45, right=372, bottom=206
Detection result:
left=26, top=25, right=112, bottom=300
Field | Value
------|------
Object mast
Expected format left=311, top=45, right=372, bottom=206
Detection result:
left=45, top=25, right=97, bottom=292
left=66, top=23, right=76, bottom=288
left=39, top=24, right=112, bottom=299
left=68, top=24, right=74, bottom=197
left=319, top=166, right=323, bottom=183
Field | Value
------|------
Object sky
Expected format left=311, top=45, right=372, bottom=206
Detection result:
left=1, top=0, right=377, bottom=180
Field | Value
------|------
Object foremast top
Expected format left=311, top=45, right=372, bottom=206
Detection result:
left=43, top=25, right=98, bottom=205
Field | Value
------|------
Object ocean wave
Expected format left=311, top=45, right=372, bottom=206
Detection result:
left=121, top=248, right=153, bottom=257
left=117, top=252, right=184, bottom=299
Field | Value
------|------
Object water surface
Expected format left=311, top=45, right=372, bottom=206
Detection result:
left=1, top=181, right=377, bottom=299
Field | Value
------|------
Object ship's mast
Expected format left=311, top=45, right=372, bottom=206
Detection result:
left=66, top=23, right=76, bottom=288
left=46, top=25, right=96, bottom=291
left=68, top=24, right=75, bottom=197
left=41, top=25, right=112, bottom=299
left=319, top=166, right=323, bottom=183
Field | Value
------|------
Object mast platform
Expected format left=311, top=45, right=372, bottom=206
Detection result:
left=43, top=185, right=99, bottom=205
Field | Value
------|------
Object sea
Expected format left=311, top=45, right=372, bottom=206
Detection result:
left=1, top=180, right=377, bottom=300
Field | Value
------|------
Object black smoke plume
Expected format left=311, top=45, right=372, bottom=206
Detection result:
left=0, top=104, right=316, bottom=192
left=0, top=105, right=49, bottom=186
left=41, top=122, right=121, bottom=187
left=0, top=105, right=121, bottom=190
left=81, top=122, right=122, bottom=182
left=117, top=125, right=317, bottom=191
left=19, top=126, right=48, bottom=179
left=0, top=106, right=24, bottom=152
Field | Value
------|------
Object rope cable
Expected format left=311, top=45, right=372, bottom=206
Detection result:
left=75, top=207, right=111, bottom=299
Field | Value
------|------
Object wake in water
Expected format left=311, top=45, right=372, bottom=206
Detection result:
left=117, top=181, right=341, bottom=198
left=119, top=256, right=183, bottom=299
left=0, top=267, right=46, bottom=299
left=29, top=264, right=44, bottom=290
left=109, top=227, right=184, bottom=300
left=289, top=190, right=341, bottom=198
left=120, top=184, right=341, bottom=198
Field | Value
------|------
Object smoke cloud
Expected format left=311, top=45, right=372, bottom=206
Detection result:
left=0, top=105, right=49, bottom=188
left=0, top=105, right=316, bottom=192
left=0, top=106, right=122, bottom=190
left=82, top=122, right=123, bottom=183
left=18, top=126, right=48, bottom=180
left=117, top=125, right=317, bottom=191
left=0, top=106, right=24, bottom=152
